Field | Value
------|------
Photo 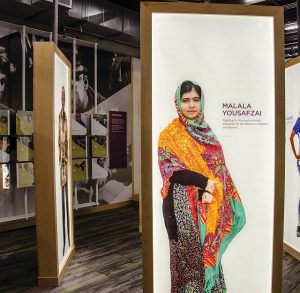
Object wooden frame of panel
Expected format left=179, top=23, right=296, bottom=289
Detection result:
left=141, top=2, right=284, bottom=293
left=33, top=42, right=75, bottom=287
left=131, top=57, right=142, bottom=232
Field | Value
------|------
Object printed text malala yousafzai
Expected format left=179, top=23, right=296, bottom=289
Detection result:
left=222, top=103, right=262, bottom=117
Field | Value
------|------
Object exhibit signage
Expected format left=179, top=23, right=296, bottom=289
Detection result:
left=109, top=111, right=127, bottom=168
left=141, top=3, right=284, bottom=293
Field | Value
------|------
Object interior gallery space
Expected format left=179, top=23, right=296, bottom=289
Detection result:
left=0, top=0, right=299, bottom=292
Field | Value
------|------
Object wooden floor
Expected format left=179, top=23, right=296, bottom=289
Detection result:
left=0, top=204, right=299, bottom=293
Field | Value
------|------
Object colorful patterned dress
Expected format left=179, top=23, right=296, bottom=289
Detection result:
left=158, top=81, right=246, bottom=293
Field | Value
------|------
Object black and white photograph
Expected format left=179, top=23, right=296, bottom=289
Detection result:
left=0, top=30, right=21, bottom=111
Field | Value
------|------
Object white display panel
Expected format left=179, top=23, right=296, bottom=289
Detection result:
left=54, top=53, right=73, bottom=271
left=284, top=61, right=300, bottom=254
left=152, top=13, right=275, bottom=293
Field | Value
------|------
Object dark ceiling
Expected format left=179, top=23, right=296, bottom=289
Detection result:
left=109, top=0, right=299, bottom=57
left=109, top=0, right=295, bottom=13
left=109, top=0, right=253, bottom=12
left=0, top=0, right=298, bottom=58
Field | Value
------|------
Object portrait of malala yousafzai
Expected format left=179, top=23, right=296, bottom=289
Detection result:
left=141, top=3, right=285, bottom=293
left=157, top=80, right=246, bottom=293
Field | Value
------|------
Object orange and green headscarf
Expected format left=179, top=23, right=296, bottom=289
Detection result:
left=175, top=80, right=218, bottom=146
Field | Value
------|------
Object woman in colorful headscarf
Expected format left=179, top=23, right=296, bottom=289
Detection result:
left=158, top=80, right=246, bottom=293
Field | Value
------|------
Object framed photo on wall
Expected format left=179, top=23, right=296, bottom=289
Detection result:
left=141, top=3, right=284, bottom=293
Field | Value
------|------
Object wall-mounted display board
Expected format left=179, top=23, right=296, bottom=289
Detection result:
left=0, top=163, right=10, bottom=189
left=141, top=3, right=284, bottom=293
left=91, top=114, right=108, bottom=136
left=33, top=42, right=74, bottom=287
left=16, top=110, right=34, bottom=135
left=16, top=136, right=34, bottom=162
left=72, top=159, right=88, bottom=182
left=72, top=136, right=87, bottom=159
left=71, top=113, right=87, bottom=136
left=284, top=56, right=300, bottom=261
left=91, top=135, right=107, bottom=158
left=16, top=162, right=34, bottom=188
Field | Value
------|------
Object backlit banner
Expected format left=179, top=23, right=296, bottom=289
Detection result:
left=141, top=3, right=284, bottom=293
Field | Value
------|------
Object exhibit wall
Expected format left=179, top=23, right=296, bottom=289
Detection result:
left=0, top=29, right=24, bottom=220
left=0, top=22, right=133, bottom=226
left=284, top=59, right=300, bottom=257
left=148, top=10, right=281, bottom=293
left=72, top=48, right=132, bottom=206
left=0, top=27, right=48, bottom=222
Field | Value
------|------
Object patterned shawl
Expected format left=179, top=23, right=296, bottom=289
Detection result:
left=158, top=81, right=246, bottom=292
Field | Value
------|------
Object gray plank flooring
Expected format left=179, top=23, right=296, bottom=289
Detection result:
left=0, top=204, right=142, bottom=293
left=282, top=252, right=300, bottom=293
left=0, top=204, right=299, bottom=292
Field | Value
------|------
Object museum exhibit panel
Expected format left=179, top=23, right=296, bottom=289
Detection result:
left=1, top=0, right=300, bottom=292
left=141, top=2, right=284, bottom=293
left=34, top=42, right=75, bottom=285
left=284, top=56, right=300, bottom=261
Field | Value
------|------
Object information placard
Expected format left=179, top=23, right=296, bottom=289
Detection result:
left=109, top=111, right=127, bottom=168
